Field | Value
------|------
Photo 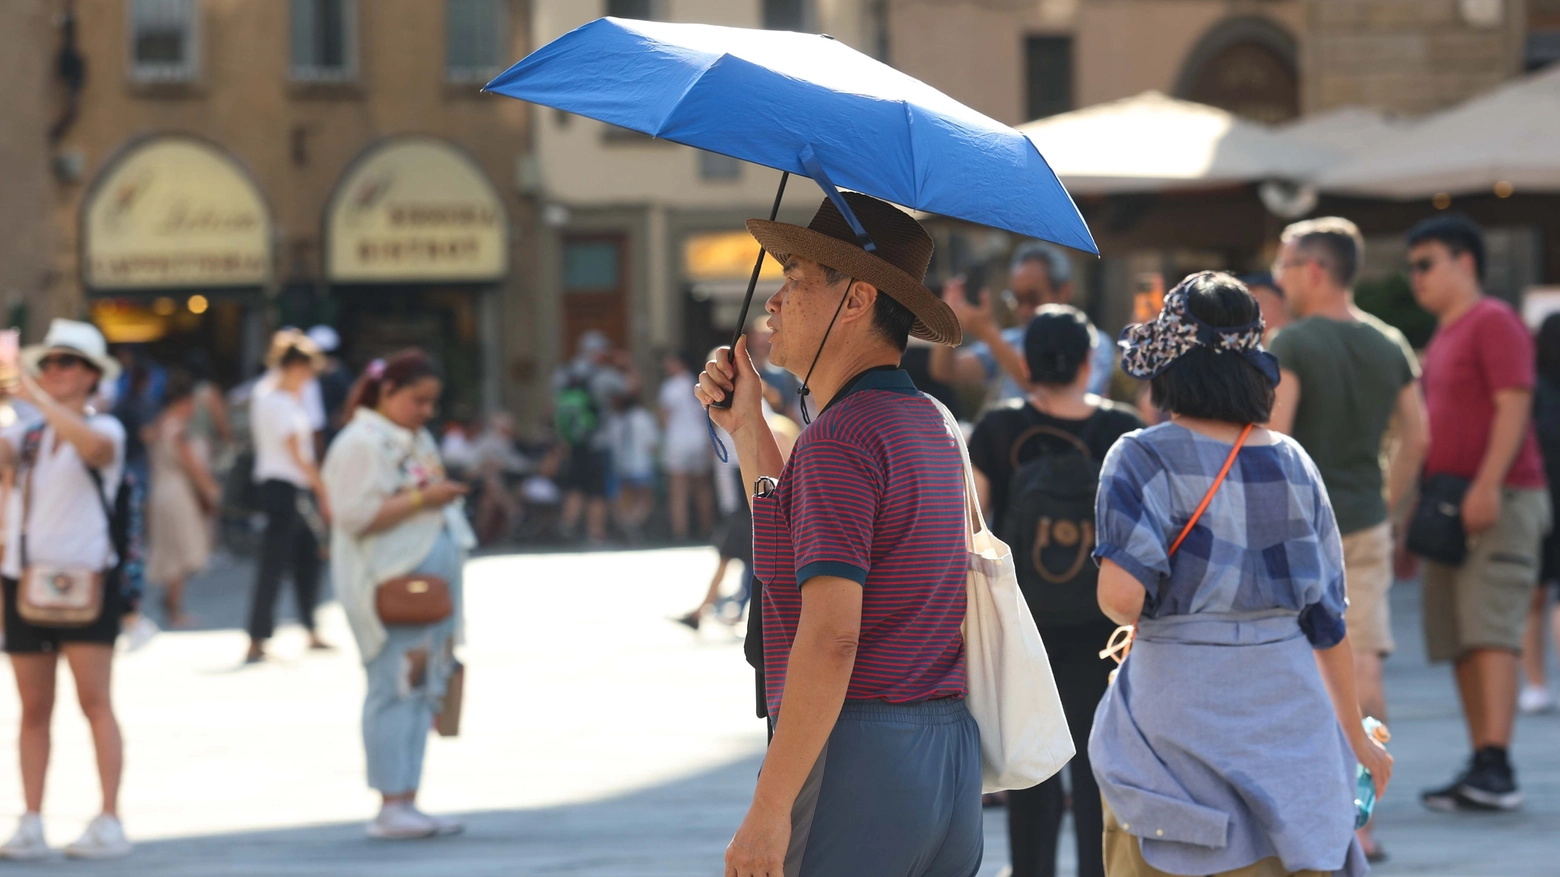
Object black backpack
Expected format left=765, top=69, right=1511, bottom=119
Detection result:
left=998, top=417, right=1106, bottom=627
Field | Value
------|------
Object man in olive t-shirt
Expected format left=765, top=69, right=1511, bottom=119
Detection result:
left=1269, top=216, right=1428, bottom=760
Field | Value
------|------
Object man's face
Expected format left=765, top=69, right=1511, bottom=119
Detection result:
left=1408, top=240, right=1474, bottom=316
left=1009, top=260, right=1068, bottom=311
left=764, top=257, right=847, bottom=373
left=1271, top=239, right=1322, bottom=315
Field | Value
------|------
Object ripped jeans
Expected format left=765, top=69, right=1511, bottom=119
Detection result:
left=363, top=531, right=463, bottom=795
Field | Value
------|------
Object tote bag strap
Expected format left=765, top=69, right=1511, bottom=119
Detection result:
left=928, top=397, right=985, bottom=547
left=1101, top=423, right=1254, bottom=667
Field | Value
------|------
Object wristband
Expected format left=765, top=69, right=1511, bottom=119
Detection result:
left=410, top=487, right=424, bottom=510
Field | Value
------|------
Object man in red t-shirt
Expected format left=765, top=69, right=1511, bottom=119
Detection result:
left=1409, top=215, right=1551, bottom=814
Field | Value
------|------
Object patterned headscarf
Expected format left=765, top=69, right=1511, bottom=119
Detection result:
left=1117, top=273, right=1281, bottom=386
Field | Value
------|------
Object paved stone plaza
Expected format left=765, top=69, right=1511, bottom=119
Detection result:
left=0, top=546, right=1554, bottom=875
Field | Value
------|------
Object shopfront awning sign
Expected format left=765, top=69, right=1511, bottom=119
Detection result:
left=327, top=137, right=509, bottom=283
left=83, top=136, right=273, bottom=290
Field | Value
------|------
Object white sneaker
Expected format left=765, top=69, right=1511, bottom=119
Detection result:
left=64, top=814, right=131, bottom=860
left=366, top=802, right=438, bottom=840
left=411, top=806, right=464, bottom=837
left=1519, top=684, right=1555, bottom=714
left=119, top=615, right=160, bottom=653
left=0, top=813, right=50, bottom=861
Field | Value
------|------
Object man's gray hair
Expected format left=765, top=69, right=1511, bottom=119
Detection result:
left=1281, top=216, right=1364, bottom=289
left=1010, top=241, right=1072, bottom=286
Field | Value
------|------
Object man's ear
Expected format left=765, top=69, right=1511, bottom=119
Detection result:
left=842, top=281, right=879, bottom=324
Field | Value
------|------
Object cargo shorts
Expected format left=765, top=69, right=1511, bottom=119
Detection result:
left=1422, top=487, right=1551, bottom=663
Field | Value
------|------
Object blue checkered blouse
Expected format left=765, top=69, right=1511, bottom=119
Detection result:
left=1093, top=422, right=1347, bottom=646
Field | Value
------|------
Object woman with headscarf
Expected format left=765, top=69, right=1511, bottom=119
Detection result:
left=1090, top=272, right=1391, bottom=877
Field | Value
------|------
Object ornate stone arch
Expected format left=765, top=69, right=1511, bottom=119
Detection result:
left=1175, top=16, right=1300, bottom=123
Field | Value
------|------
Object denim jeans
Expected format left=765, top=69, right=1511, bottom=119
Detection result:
left=363, top=530, right=463, bottom=795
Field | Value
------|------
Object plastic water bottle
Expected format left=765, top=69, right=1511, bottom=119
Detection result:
left=1354, top=717, right=1391, bottom=828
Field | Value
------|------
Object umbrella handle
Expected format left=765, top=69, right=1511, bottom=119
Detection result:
left=710, top=171, right=789, bottom=410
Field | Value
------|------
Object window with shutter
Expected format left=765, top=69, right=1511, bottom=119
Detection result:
left=290, top=0, right=358, bottom=82
left=447, top=0, right=508, bottom=82
left=128, top=0, right=199, bottom=83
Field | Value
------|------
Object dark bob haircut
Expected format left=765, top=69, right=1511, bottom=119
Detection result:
left=1023, top=305, right=1095, bottom=387
left=1406, top=213, right=1486, bottom=281
left=1149, top=272, right=1274, bottom=424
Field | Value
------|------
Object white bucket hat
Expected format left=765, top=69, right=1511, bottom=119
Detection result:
left=21, top=319, right=121, bottom=384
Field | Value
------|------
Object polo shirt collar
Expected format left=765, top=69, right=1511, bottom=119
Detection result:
left=821, top=366, right=918, bottom=415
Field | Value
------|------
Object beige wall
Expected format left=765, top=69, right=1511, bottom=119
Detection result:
left=1303, top=0, right=1527, bottom=114
left=0, top=1, right=57, bottom=339
left=40, top=0, right=541, bottom=413
left=890, top=0, right=1304, bottom=127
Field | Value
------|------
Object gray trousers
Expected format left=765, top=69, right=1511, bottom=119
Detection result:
left=781, top=697, right=983, bottom=877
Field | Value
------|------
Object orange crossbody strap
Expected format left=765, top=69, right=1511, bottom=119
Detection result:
left=1167, top=423, right=1253, bottom=558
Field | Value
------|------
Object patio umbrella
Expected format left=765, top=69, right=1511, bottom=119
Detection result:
left=1317, top=65, right=1560, bottom=198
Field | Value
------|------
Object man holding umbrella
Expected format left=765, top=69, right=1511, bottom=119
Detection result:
left=697, top=192, right=981, bottom=877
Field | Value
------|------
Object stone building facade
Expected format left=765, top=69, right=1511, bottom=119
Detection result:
left=16, top=0, right=540, bottom=415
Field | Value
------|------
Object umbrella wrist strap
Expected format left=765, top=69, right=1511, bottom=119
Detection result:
left=797, top=279, right=854, bottom=426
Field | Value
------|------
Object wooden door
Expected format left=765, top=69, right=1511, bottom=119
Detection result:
left=561, top=234, right=629, bottom=357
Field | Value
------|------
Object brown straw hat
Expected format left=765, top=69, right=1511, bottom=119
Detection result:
left=747, top=192, right=960, bottom=346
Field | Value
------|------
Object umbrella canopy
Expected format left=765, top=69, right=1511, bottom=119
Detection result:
left=485, top=17, right=1096, bottom=255
left=1317, top=65, right=1560, bottom=198
left=1276, top=106, right=1409, bottom=158
left=1019, top=92, right=1339, bottom=195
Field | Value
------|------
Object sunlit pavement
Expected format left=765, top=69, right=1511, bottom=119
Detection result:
left=0, top=546, right=1554, bottom=875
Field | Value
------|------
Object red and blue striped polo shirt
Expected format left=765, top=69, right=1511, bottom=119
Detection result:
left=751, top=366, right=968, bottom=717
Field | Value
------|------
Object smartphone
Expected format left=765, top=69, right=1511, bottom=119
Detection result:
left=960, top=263, right=988, bottom=306
left=0, top=329, right=18, bottom=370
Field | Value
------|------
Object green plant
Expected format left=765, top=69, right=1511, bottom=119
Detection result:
left=1355, top=273, right=1436, bottom=349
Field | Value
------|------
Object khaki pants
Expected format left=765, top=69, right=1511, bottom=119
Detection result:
left=1423, top=488, right=1551, bottom=663
left=1341, top=522, right=1395, bottom=656
left=1101, top=796, right=1325, bottom=877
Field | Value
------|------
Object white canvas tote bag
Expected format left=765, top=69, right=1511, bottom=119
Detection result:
left=933, top=399, right=1073, bottom=793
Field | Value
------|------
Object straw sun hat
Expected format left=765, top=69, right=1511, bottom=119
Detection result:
left=747, top=192, right=961, bottom=347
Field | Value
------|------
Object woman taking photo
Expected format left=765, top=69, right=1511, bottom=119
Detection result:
left=0, top=320, right=131, bottom=860
left=967, top=306, right=1143, bottom=877
left=322, top=350, right=475, bottom=839
left=1091, top=272, right=1390, bottom=877
left=145, top=371, right=221, bottom=627
left=246, top=330, right=330, bottom=663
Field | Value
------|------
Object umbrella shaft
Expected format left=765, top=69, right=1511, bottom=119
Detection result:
left=711, top=171, right=789, bottom=410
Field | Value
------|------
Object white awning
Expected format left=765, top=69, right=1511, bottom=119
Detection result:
left=1317, top=65, right=1560, bottom=198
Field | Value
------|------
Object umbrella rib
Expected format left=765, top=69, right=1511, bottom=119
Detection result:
left=650, top=52, right=727, bottom=139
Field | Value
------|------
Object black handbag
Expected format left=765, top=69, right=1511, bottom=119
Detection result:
left=1406, top=474, right=1472, bottom=566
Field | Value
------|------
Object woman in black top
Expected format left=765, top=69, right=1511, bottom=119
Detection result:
left=968, top=305, right=1143, bottom=877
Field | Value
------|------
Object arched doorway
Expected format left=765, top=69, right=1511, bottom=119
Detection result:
left=324, top=135, right=510, bottom=414
left=82, top=134, right=275, bottom=386
left=1176, top=16, right=1299, bottom=124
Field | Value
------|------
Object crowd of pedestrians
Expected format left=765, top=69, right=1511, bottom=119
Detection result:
left=0, top=200, right=1557, bottom=872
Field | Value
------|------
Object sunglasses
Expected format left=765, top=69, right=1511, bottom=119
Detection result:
left=37, top=354, right=90, bottom=371
left=1407, top=256, right=1439, bottom=275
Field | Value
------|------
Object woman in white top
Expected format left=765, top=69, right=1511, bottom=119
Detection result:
left=657, top=352, right=715, bottom=540
left=0, top=320, right=132, bottom=860
left=322, top=350, right=475, bottom=840
left=245, top=330, right=331, bottom=663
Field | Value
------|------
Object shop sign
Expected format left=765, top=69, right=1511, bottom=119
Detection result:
left=83, top=137, right=273, bottom=289
left=327, top=138, right=508, bottom=283
left=684, top=230, right=783, bottom=282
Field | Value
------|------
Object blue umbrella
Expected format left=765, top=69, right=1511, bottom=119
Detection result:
left=485, top=17, right=1096, bottom=255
